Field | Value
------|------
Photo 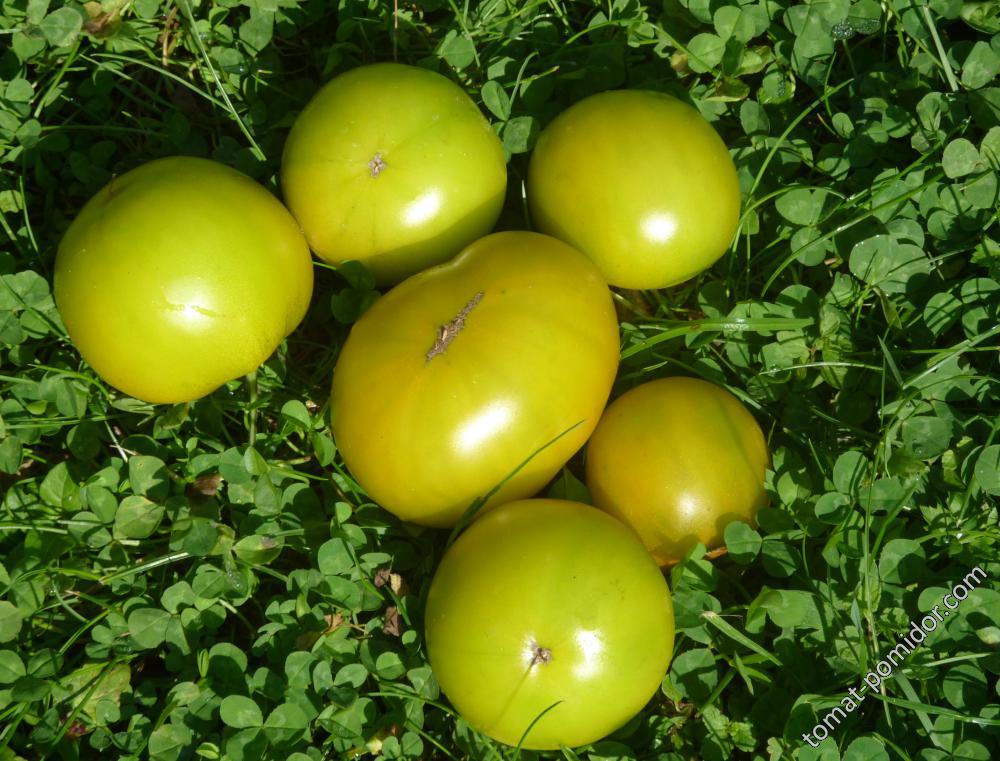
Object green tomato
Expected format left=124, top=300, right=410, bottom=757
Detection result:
left=281, top=63, right=508, bottom=284
left=425, top=498, right=675, bottom=749
left=330, top=231, right=619, bottom=527
left=527, top=90, right=741, bottom=289
left=586, top=377, right=770, bottom=565
left=55, top=157, right=313, bottom=404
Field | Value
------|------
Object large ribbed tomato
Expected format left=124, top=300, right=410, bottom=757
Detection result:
left=425, top=499, right=675, bottom=749
left=330, top=232, right=619, bottom=527
left=586, top=376, right=770, bottom=565
left=281, top=63, right=507, bottom=284
left=55, top=157, right=313, bottom=404
left=527, top=90, right=741, bottom=289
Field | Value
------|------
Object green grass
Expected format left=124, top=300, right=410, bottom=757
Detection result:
left=1, top=0, right=999, bottom=759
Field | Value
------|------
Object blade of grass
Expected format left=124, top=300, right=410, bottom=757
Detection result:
left=446, top=419, right=584, bottom=545
left=702, top=611, right=782, bottom=665
left=621, top=316, right=814, bottom=360
left=173, top=0, right=265, bottom=161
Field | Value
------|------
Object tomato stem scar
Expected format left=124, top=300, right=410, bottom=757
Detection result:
left=530, top=644, right=553, bottom=666
left=368, top=152, right=387, bottom=177
left=426, top=291, right=484, bottom=361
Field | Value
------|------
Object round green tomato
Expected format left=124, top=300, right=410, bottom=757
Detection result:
left=281, top=63, right=507, bottom=284
left=586, top=377, right=770, bottom=565
left=425, top=498, right=675, bottom=749
left=527, top=90, right=741, bottom=289
left=55, top=157, right=313, bottom=404
left=330, top=231, right=618, bottom=527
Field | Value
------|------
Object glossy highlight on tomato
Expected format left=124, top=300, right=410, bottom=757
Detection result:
left=425, top=499, right=675, bottom=749
left=527, top=89, right=741, bottom=289
left=54, top=156, right=314, bottom=404
left=330, top=231, right=619, bottom=527
left=281, top=62, right=508, bottom=284
left=586, top=376, right=770, bottom=565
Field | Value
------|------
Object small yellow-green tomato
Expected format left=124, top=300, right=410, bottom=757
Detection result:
left=55, top=157, right=313, bottom=404
left=586, top=377, right=770, bottom=566
left=281, top=63, right=507, bottom=284
left=330, top=231, right=619, bottom=527
left=527, top=90, right=741, bottom=289
left=425, top=499, right=675, bottom=750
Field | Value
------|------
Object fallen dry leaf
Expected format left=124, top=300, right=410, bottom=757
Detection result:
left=373, top=568, right=406, bottom=595
left=382, top=606, right=403, bottom=637
left=186, top=472, right=221, bottom=498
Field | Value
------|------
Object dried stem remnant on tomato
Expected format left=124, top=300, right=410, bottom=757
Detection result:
left=426, top=291, right=484, bottom=361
